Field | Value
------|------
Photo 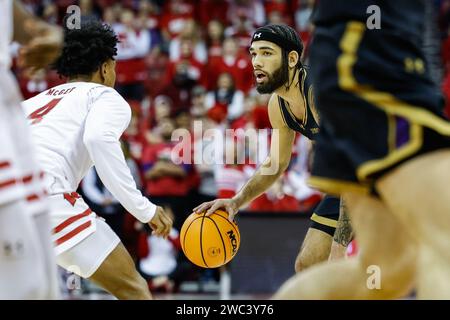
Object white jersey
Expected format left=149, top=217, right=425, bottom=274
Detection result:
left=0, top=69, right=47, bottom=215
left=22, top=82, right=156, bottom=225
left=0, top=0, right=13, bottom=69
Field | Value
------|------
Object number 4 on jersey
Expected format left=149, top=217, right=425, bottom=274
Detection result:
left=28, top=98, right=62, bottom=125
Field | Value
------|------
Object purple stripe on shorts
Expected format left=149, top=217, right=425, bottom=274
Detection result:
left=396, top=116, right=410, bottom=148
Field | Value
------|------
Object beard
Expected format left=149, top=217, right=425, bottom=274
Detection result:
left=256, top=64, right=289, bottom=94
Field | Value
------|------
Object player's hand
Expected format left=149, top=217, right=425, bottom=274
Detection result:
left=193, top=198, right=239, bottom=222
left=18, top=20, right=63, bottom=74
left=148, top=206, right=172, bottom=239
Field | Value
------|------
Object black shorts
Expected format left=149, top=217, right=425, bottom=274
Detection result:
left=308, top=21, right=450, bottom=196
left=310, top=195, right=340, bottom=236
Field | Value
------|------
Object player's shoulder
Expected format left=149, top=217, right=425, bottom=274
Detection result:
left=86, top=83, right=126, bottom=103
left=268, top=93, right=279, bottom=107
left=267, top=93, right=287, bottom=129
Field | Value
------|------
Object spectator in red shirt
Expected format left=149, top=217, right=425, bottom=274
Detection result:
left=247, top=176, right=300, bottom=212
left=206, top=19, right=225, bottom=63
left=141, top=117, right=191, bottom=229
left=265, top=0, right=292, bottom=23
left=160, top=0, right=195, bottom=41
left=196, top=0, right=230, bottom=27
left=206, top=37, right=253, bottom=93
left=162, top=38, right=207, bottom=113
left=113, top=9, right=151, bottom=101
left=224, top=9, right=255, bottom=52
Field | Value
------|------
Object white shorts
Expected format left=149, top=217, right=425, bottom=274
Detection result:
left=0, top=200, right=54, bottom=299
left=49, top=193, right=98, bottom=255
left=48, top=192, right=120, bottom=278
left=56, top=217, right=120, bottom=278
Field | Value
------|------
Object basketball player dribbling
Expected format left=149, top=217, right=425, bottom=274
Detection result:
left=0, top=0, right=62, bottom=299
left=22, top=18, right=172, bottom=300
left=275, top=0, right=450, bottom=299
left=193, top=24, right=354, bottom=272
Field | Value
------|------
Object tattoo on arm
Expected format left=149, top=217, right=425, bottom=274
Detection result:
left=333, top=199, right=354, bottom=247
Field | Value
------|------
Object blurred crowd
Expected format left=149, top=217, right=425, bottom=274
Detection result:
left=9, top=0, right=450, bottom=293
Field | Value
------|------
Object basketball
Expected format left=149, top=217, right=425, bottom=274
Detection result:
left=180, top=210, right=240, bottom=268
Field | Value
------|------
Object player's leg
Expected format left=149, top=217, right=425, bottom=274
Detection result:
left=294, top=196, right=339, bottom=272
left=0, top=201, right=48, bottom=299
left=274, top=192, right=416, bottom=299
left=294, top=228, right=332, bottom=272
left=377, top=149, right=450, bottom=299
left=57, top=218, right=151, bottom=300
left=328, top=197, right=353, bottom=261
left=89, top=242, right=152, bottom=300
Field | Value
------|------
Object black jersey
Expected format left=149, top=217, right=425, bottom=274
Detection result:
left=312, top=0, right=425, bottom=43
left=277, top=69, right=320, bottom=140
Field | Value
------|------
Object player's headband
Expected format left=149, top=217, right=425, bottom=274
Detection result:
left=250, top=29, right=302, bottom=54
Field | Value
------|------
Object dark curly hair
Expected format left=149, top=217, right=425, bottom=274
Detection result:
left=52, top=17, right=118, bottom=78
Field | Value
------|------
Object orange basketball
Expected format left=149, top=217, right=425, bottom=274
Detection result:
left=180, top=210, right=240, bottom=268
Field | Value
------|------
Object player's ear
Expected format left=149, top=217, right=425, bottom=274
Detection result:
left=288, top=51, right=299, bottom=69
left=99, top=62, right=107, bottom=82
left=102, top=62, right=108, bottom=76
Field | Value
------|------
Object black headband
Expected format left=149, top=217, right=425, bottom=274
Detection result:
left=250, top=30, right=301, bottom=54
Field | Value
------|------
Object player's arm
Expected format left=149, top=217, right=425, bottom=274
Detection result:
left=231, top=95, right=295, bottom=208
left=193, top=94, right=296, bottom=221
left=13, top=0, right=62, bottom=70
left=83, top=89, right=172, bottom=237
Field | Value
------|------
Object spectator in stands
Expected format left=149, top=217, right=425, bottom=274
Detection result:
left=161, top=38, right=207, bottom=113
left=190, top=85, right=208, bottom=117
left=267, top=9, right=286, bottom=25
left=294, top=0, right=314, bottom=43
left=197, top=0, right=230, bottom=27
left=146, top=95, right=172, bottom=142
left=207, top=37, right=253, bottom=93
left=206, top=19, right=225, bottom=62
left=113, top=9, right=151, bottom=100
left=192, top=115, right=218, bottom=207
left=137, top=0, right=163, bottom=49
left=144, top=45, right=170, bottom=98
left=215, top=138, right=254, bottom=199
left=138, top=208, right=183, bottom=293
left=141, top=117, right=190, bottom=229
left=160, top=0, right=195, bottom=42
left=227, top=0, right=266, bottom=30
left=205, top=72, right=245, bottom=123
left=264, top=0, right=293, bottom=25
left=102, top=6, right=117, bottom=25
left=169, top=18, right=207, bottom=64
left=224, top=8, right=256, bottom=52
left=247, top=176, right=301, bottom=212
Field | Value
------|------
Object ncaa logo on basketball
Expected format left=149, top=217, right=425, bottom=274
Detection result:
left=227, top=230, right=238, bottom=255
